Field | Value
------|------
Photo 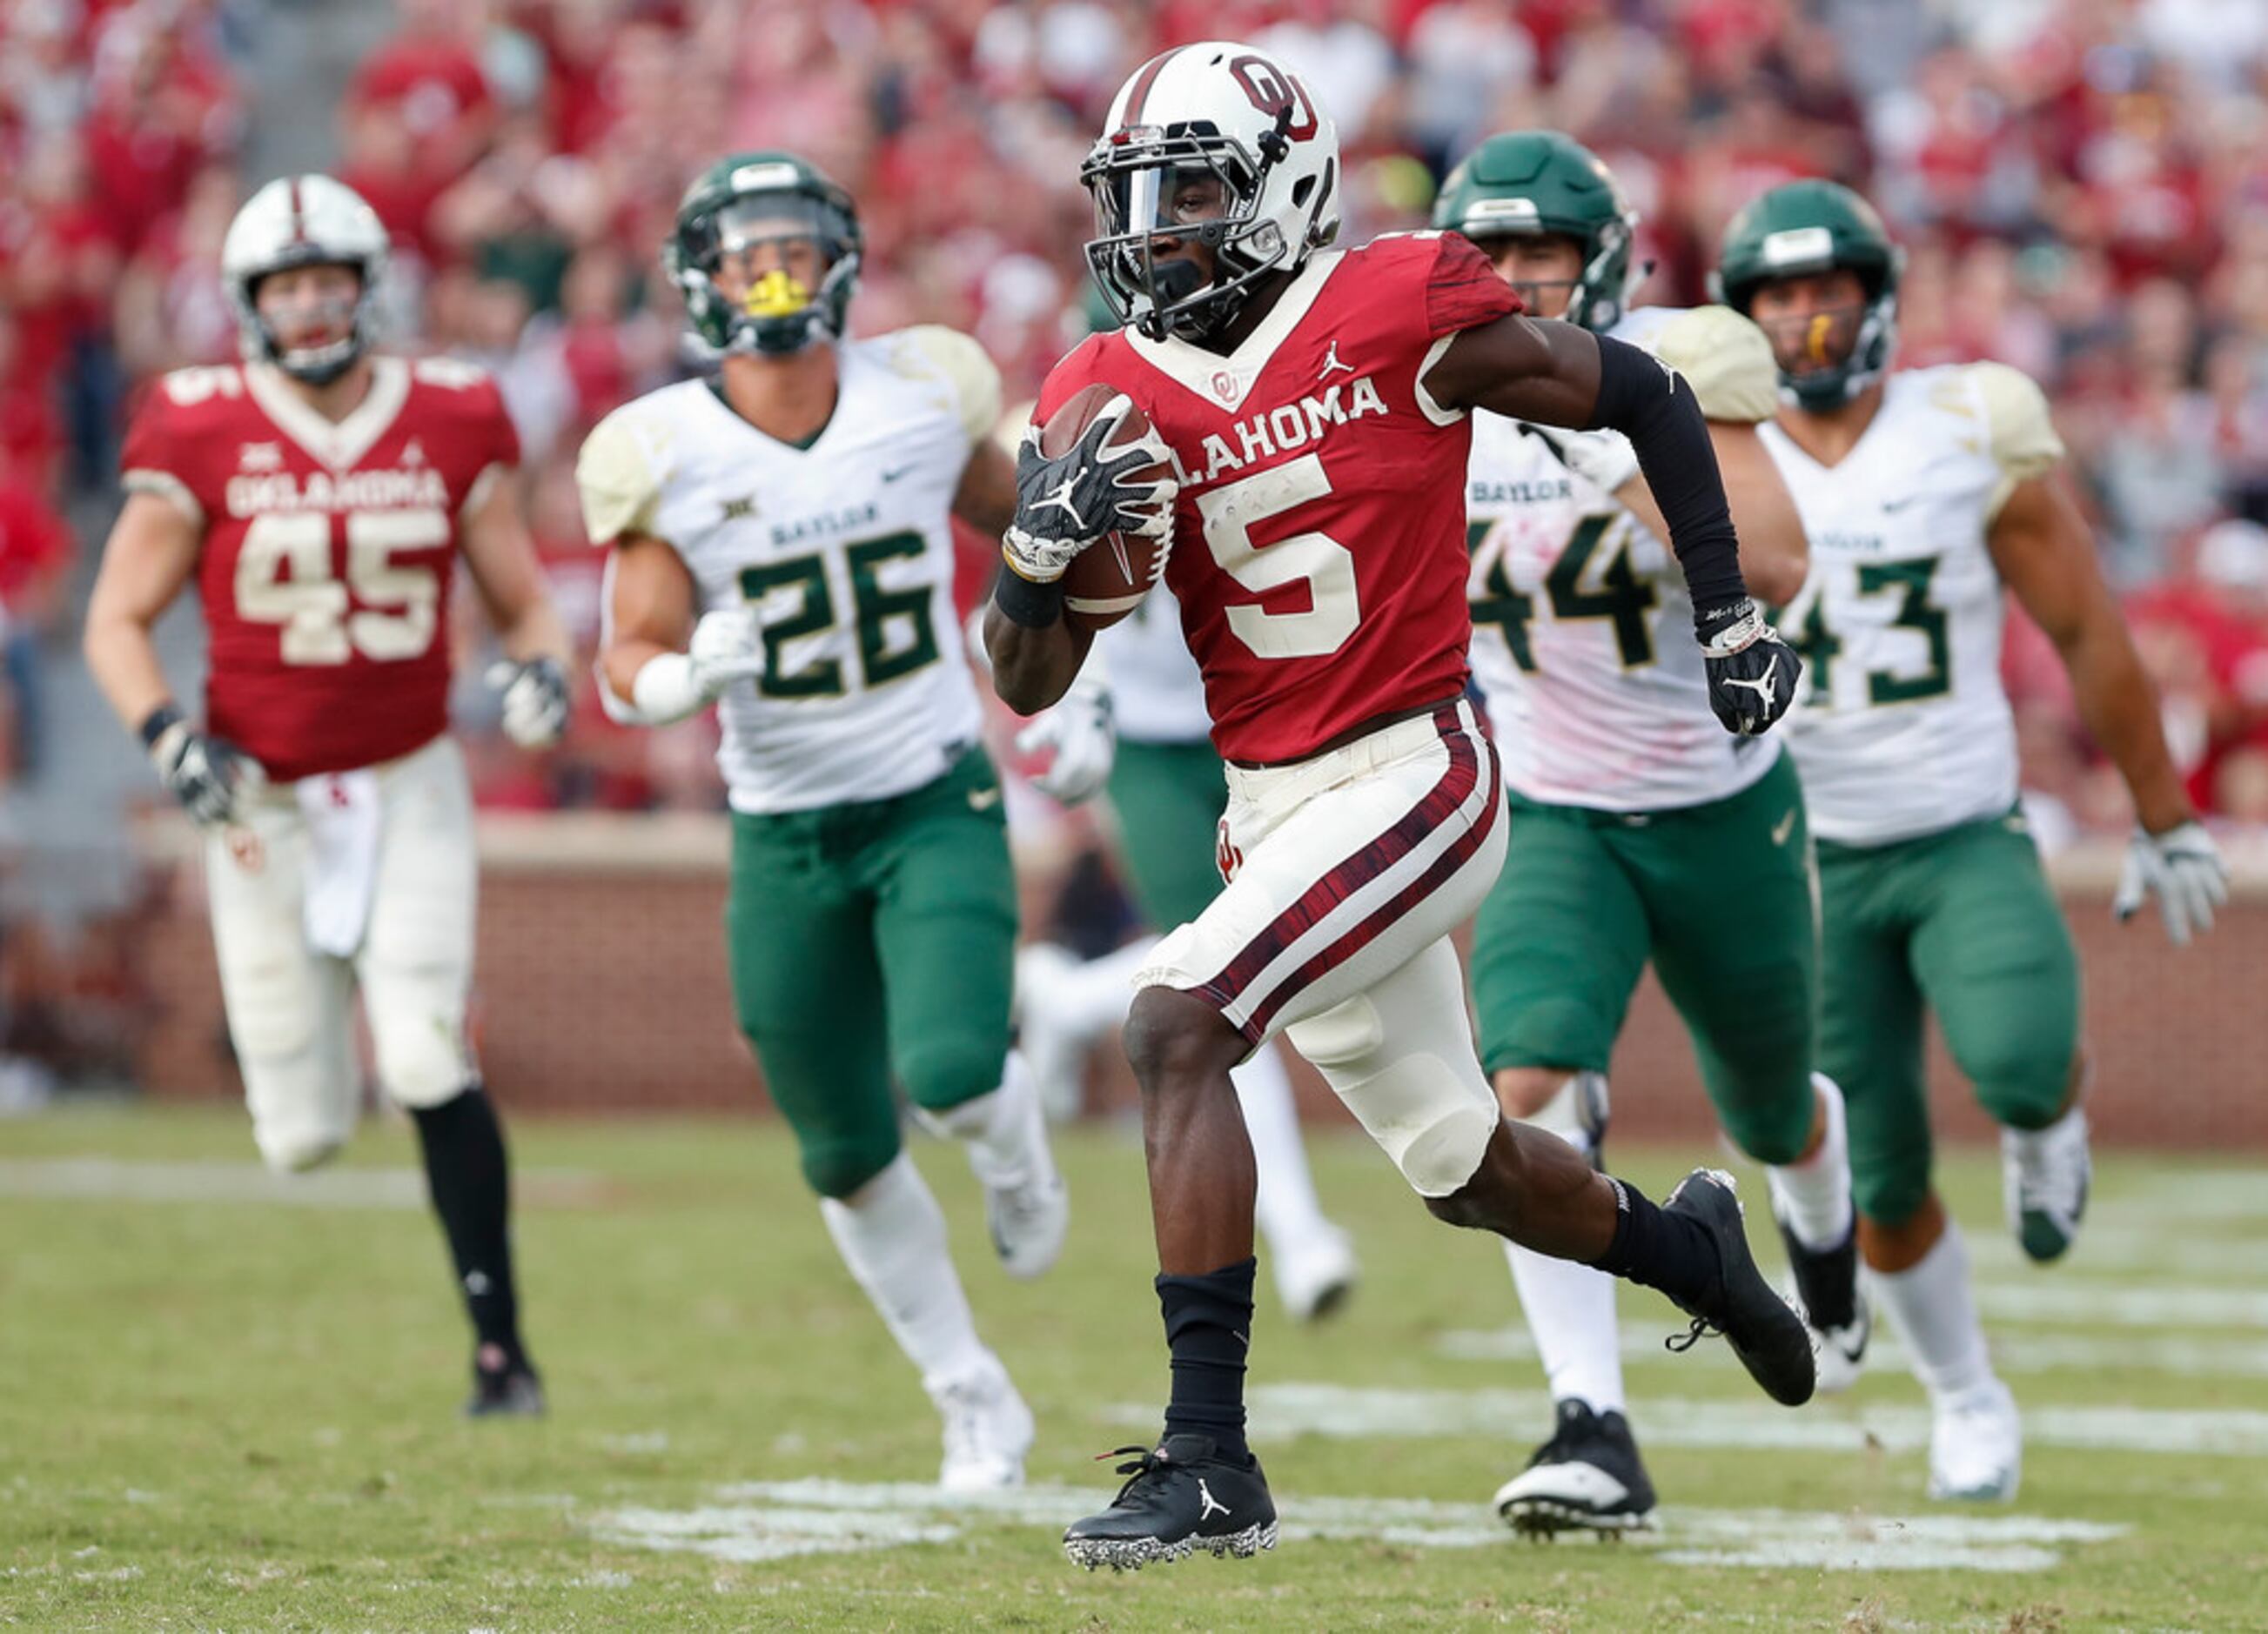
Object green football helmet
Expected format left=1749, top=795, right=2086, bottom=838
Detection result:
left=665, top=151, right=862, bottom=358
left=1431, top=131, right=1637, bottom=332
left=1711, top=179, right=1902, bottom=410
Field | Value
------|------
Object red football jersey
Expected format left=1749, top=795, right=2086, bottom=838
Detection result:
left=119, top=357, right=520, bottom=780
left=1037, top=232, right=1517, bottom=763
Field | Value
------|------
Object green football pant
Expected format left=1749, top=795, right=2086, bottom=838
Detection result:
left=1470, top=753, right=1819, bottom=1166
left=1815, top=809, right=2080, bottom=1229
left=727, top=750, right=1018, bottom=1199
left=1107, top=736, right=1231, bottom=929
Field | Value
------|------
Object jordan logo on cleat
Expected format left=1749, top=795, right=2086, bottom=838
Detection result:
left=1197, top=1478, right=1231, bottom=1523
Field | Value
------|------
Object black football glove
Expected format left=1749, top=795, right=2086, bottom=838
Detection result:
left=148, top=717, right=265, bottom=827
left=1002, top=395, right=1176, bottom=584
left=1695, top=598, right=1802, bottom=736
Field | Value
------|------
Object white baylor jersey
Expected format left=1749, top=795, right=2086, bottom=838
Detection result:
left=579, top=327, right=999, bottom=814
left=1761, top=361, right=2063, bottom=846
left=1098, top=583, right=1212, bottom=747
left=1466, top=305, right=1782, bottom=811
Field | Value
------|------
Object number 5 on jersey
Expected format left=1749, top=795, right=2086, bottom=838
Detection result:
left=1197, top=453, right=1361, bottom=660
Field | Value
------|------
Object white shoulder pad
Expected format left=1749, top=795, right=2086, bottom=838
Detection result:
left=1970, top=361, right=2063, bottom=484
left=1969, top=361, right=2063, bottom=522
left=889, top=325, right=1003, bottom=450
left=1646, top=305, right=1779, bottom=423
left=575, top=405, right=666, bottom=546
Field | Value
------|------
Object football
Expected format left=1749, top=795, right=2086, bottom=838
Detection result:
left=1037, top=383, right=1174, bottom=630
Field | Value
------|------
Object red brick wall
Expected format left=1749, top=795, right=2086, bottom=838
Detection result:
left=134, top=819, right=2268, bottom=1148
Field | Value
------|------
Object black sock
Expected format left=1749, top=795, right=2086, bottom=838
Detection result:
left=1157, top=1257, right=1256, bottom=1462
left=1588, top=1176, right=1719, bottom=1308
left=410, top=1087, right=526, bottom=1369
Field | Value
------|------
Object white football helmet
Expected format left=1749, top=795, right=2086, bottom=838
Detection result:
left=1081, top=41, right=1340, bottom=342
left=221, top=175, right=390, bottom=384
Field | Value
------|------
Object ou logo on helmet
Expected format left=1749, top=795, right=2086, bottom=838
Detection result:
left=1229, top=56, right=1319, bottom=142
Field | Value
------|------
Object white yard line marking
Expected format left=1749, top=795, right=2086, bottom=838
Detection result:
left=590, top=1480, right=2124, bottom=1573
left=1092, top=1384, right=2268, bottom=1457
left=1438, top=1323, right=2268, bottom=1379
left=0, top=1158, right=603, bottom=1209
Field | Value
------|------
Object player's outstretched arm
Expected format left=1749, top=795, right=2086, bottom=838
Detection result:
left=1989, top=472, right=2225, bottom=941
left=85, top=492, right=264, bottom=826
left=460, top=469, right=574, bottom=747
left=1614, top=425, right=1809, bottom=607
left=1426, top=316, right=1801, bottom=735
left=84, top=492, right=200, bottom=737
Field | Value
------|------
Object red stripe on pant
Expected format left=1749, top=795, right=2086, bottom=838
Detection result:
left=1191, top=705, right=1491, bottom=1041
left=1240, top=735, right=1500, bottom=1041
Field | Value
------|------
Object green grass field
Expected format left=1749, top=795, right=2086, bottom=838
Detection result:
left=3, top=1105, right=2264, bottom=1631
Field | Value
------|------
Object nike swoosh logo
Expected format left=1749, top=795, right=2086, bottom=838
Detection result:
left=968, top=787, right=1002, bottom=812
left=882, top=465, right=915, bottom=483
left=1771, top=809, right=1797, bottom=847
left=1881, top=494, right=1923, bottom=512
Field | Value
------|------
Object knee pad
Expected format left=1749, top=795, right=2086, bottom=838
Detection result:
left=245, top=1058, right=352, bottom=1174
left=1517, top=1070, right=1609, bottom=1162
left=898, top=1040, right=1010, bottom=1126
left=255, top=1128, right=346, bottom=1175
left=1287, top=990, right=1496, bottom=1200
left=366, top=981, right=477, bottom=1110
left=801, top=1129, right=903, bottom=1202
left=372, top=1015, right=477, bottom=1109
left=1976, top=1048, right=2080, bottom=1135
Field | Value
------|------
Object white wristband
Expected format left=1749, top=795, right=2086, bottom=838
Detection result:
left=604, top=651, right=708, bottom=726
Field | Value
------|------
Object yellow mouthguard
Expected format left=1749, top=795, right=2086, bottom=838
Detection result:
left=1805, top=312, right=1833, bottom=365
left=744, top=270, right=813, bottom=319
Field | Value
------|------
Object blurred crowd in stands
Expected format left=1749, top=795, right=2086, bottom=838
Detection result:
left=6, top=0, right=2268, bottom=830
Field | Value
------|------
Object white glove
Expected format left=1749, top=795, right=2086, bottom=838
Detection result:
left=1016, top=677, right=1116, bottom=804
left=2112, top=820, right=2228, bottom=947
left=688, top=607, right=768, bottom=700
left=486, top=657, right=571, bottom=748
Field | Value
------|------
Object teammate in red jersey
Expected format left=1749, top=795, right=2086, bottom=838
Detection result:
left=984, top=44, right=1812, bottom=1568
left=83, top=175, right=571, bottom=1417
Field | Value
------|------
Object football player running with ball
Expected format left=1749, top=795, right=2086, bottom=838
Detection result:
left=1015, top=582, right=1362, bottom=1323
left=581, top=154, right=1065, bottom=1490
left=84, top=176, right=572, bottom=1416
left=986, top=44, right=1811, bottom=1570
left=1438, top=132, right=1864, bottom=1537
left=1715, top=181, right=2226, bottom=1502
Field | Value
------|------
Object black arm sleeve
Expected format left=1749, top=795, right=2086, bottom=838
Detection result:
left=1585, top=334, right=1749, bottom=622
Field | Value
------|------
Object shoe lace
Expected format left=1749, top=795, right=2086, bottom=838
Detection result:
left=1095, top=1443, right=1165, bottom=1503
left=1665, top=1315, right=1718, bottom=1355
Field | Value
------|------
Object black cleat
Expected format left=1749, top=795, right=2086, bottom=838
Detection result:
left=1661, top=1169, right=1816, bottom=1407
left=1493, top=1399, right=1656, bottom=1537
left=464, top=1357, right=546, bottom=1419
left=1775, top=1202, right=1870, bottom=1393
left=1063, top=1434, right=1278, bottom=1570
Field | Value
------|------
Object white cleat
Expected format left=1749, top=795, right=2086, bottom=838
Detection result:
left=2003, top=1107, right=2090, bottom=1263
left=1928, top=1378, right=2021, bottom=1503
left=1013, top=943, right=1091, bottom=1123
left=982, top=1075, right=1070, bottom=1281
left=933, top=1360, right=1035, bottom=1493
left=1271, top=1224, right=1359, bottom=1323
left=1809, top=1303, right=1872, bottom=1396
